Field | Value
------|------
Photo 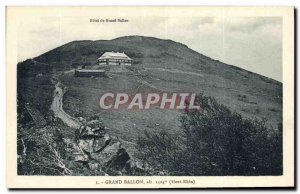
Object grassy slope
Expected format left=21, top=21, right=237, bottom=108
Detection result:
left=60, top=72, right=183, bottom=142
left=17, top=75, right=54, bottom=116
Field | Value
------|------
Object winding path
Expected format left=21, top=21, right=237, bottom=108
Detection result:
left=50, top=80, right=137, bottom=146
left=51, top=82, right=81, bottom=129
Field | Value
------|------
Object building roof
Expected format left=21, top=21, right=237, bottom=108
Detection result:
left=98, top=52, right=132, bottom=61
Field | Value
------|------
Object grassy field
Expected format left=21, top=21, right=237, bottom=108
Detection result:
left=60, top=71, right=184, bottom=142
left=60, top=65, right=282, bottom=143
left=141, top=68, right=282, bottom=127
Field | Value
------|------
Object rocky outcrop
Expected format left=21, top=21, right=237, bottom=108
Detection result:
left=51, top=81, right=152, bottom=175
left=64, top=118, right=148, bottom=175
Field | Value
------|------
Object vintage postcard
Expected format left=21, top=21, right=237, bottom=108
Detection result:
left=6, top=6, right=294, bottom=188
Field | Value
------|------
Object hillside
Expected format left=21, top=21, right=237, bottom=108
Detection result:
left=17, top=35, right=282, bottom=142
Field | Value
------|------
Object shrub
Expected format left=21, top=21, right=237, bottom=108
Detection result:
left=137, top=129, right=187, bottom=175
left=138, top=96, right=282, bottom=176
left=17, top=125, right=71, bottom=175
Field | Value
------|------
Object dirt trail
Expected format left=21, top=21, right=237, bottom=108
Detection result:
left=135, top=76, right=162, bottom=91
left=51, top=82, right=81, bottom=129
left=145, top=67, right=204, bottom=78
left=50, top=78, right=138, bottom=145
left=109, top=72, right=163, bottom=92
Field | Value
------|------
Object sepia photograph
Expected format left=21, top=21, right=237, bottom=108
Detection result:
left=6, top=6, right=294, bottom=188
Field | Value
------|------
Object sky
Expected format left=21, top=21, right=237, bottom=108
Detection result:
left=17, top=16, right=282, bottom=81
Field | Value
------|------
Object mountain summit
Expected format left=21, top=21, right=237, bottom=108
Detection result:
left=18, top=36, right=282, bottom=128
